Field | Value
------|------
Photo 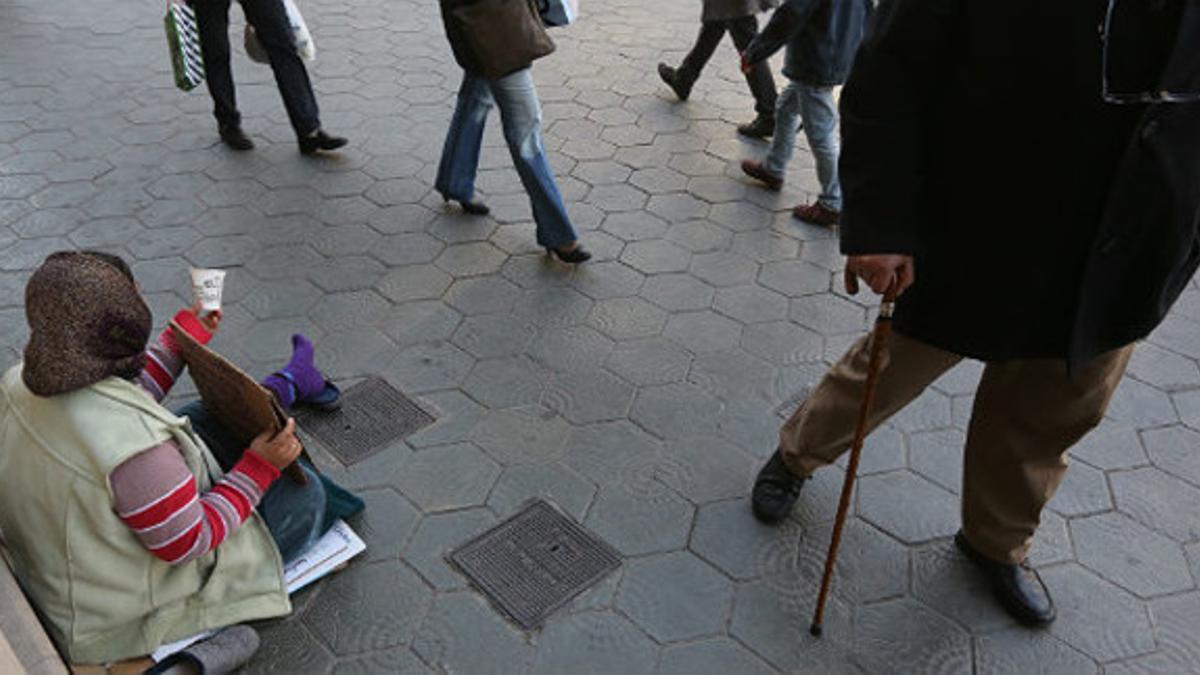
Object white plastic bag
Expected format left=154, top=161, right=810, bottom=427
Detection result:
left=243, top=0, right=315, bottom=64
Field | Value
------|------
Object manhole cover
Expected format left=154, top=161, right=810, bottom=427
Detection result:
left=297, top=377, right=434, bottom=466
left=448, top=499, right=622, bottom=630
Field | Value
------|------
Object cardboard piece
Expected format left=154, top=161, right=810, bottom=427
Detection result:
left=169, top=321, right=306, bottom=484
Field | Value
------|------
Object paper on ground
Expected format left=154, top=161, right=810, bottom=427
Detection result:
left=152, top=520, right=365, bottom=661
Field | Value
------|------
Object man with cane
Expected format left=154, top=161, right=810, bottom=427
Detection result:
left=752, top=0, right=1200, bottom=627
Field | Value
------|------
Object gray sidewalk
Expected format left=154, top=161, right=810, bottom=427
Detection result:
left=1, top=0, right=1199, bottom=672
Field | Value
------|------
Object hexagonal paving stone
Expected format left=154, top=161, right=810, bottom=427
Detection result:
left=443, top=276, right=522, bottom=315
left=587, top=296, right=668, bottom=340
left=302, top=561, right=433, bottom=656
left=687, top=349, right=777, bottom=404
left=309, top=290, right=391, bottom=331
left=665, top=219, right=733, bottom=253
left=570, top=261, right=646, bottom=300
left=1128, top=341, right=1200, bottom=392
left=1111, top=466, right=1200, bottom=542
left=527, top=325, right=615, bottom=372
left=332, top=647, right=431, bottom=674
left=712, top=285, right=790, bottom=325
left=1106, top=376, right=1179, bottom=428
left=657, top=437, right=754, bottom=504
left=531, top=611, right=659, bottom=675
left=474, top=405, right=572, bottom=465
left=908, top=429, right=965, bottom=494
left=383, top=341, right=475, bottom=393
left=647, top=193, right=710, bottom=222
left=974, top=628, right=1099, bottom=675
left=542, top=368, right=636, bottom=424
left=742, top=321, right=824, bottom=366
left=615, top=551, right=733, bottom=643
left=381, top=300, right=462, bottom=348
left=603, top=337, right=690, bottom=386
left=855, top=598, right=973, bottom=674
left=434, top=241, right=507, bottom=277
left=377, top=264, right=453, bottom=303
left=310, top=256, right=388, bottom=293
left=690, top=251, right=759, bottom=287
left=789, top=294, right=868, bottom=334
left=350, top=488, right=420, bottom=563
left=793, top=520, right=911, bottom=605
left=412, top=592, right=533, bottom=673
left=664, top=310, right=744, bottom=354
left=1148, top=592, right=1200, bottom=670
left=619, top=239, right=691, bottom=274
left=758, top=259, right=830, bottom=297
left=641, top=273, right=716, bottom=312
left=1070, top=421, right=1148, bottom=470
left=402, top=508, right=498, bottom=590
left=858, top=471, right=960, bottom=544
left=318, top=328, right=398, bottom=379
left=1044, top=564, right=1157, bottom=662
left=393, top=443, right=500, bottom=512
left=729, top=579, right=856, bottom=673
left=1047, top=460, right=1113, bottom=517
left=584, top=485, right=694, bottom=556
left=631, top=382, right=724, bottom=440
left=486, top=462, right=596, bottom=520
left=243, top=620, right=335, bottom=674
left=452, top=313, right=537, bottom=358
left=658, top=638, right=776, bottom=675
left=370, top=232, right=445, bottom=267
left=1174, top=388, right=1200, bottom=431
left=1070, top=512, right=1193, bottom=598
left=1142, top=425, right=1200, bottom=486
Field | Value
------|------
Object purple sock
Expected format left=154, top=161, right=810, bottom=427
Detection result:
left=262, top=334, right=326, bottom=409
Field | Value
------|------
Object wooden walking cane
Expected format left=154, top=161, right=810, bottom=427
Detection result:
left=809, top=274, right=900, bottom=637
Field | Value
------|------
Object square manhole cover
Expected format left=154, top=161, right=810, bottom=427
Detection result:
left=297, top=377, right=434, bottom=466
left=448, top=499, right=622, bottom=630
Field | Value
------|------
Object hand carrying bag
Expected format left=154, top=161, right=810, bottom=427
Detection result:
left=244, top=0, right=316, bottom=64
left=453, top=0, right=556, bottom=80
left=538, top=0, right=578, bottom=27
left=164, top=0, right=205, bottom=91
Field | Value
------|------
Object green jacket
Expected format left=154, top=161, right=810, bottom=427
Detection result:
left=0, top=365, right=290, bottom=664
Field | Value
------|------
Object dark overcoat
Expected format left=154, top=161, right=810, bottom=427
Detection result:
left=838, top=0, right=1200, bottom=370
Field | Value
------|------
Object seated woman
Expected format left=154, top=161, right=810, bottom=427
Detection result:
left=0, top=251, right=362, bottom=665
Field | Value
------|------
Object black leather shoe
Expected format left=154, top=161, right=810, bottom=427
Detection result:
left=955, top=531, right=1056, bottom=627
left=547, top=245, right=592, bottom=264
left=657, top=63, right=693, bottom=101
left=737, top=115, right=775, bottom=140
left=299, top=129, right=348, bottom=155
left=219, top=125, right=254, bottom=151
left=751, top=449, right=806, bottom=524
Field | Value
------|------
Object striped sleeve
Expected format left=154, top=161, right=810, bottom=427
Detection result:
left=110, top=441, right=281, bottom=565
left=137, top=310, right=213, bottom=402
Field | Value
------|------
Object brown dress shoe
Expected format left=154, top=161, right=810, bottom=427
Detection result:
left=792, top=202, right=841, bottom=227
left=741, top=160, right=783, bottom=191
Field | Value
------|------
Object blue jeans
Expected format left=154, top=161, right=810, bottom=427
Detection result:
left=765, top=80, right=842, bottom=211
left=435, top=68, right=579, bottom=249
left=176, top=401, right=326, bottom=565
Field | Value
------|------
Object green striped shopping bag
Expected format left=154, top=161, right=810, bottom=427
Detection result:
left=164, top=0, right=205, bottom=91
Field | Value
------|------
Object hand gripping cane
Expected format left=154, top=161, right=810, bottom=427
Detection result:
left=810, top=276, right=900, bottom=637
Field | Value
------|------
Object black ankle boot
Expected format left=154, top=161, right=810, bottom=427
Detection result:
left=219, top=125, right=254, bottom=151
left=737, top=115, right=775, bottom=140
left=751, top=449, right=806, bottom=524
left=299, top=129, right=348, bottom=155
left=657, top=63, right=693, bottom=101
left=955, top=531, right=1056, bottom=627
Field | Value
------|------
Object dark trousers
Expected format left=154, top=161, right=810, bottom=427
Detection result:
left=191, top=0, right=320, bottom=136
left=679, top=16, right=777, bottom=117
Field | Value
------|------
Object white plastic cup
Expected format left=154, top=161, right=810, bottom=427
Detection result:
left=190, top=268, right=226, bottom=314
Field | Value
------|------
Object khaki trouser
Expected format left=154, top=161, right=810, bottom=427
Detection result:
left=779, top=331, right=1133, bottom=564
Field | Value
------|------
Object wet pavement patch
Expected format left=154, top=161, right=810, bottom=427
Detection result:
left=448, top=499, right=622, bottom=630
left=297, top=376, right=435, bottom=466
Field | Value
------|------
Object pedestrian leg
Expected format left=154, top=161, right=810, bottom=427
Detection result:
left=191, top=0, right=239, bottom=129
left=727, top=15, right=777, bottom=118
left=238, top=0, right=321, bottom=136
left=676, top=21, right=727, bottom=87
left=488, top=69, right=578, bottom=250
left=764, top=80, right=803, bottom=176
left=435, top=71, right=495, bottom=203
left=779, top=331, right=961, bottom=477
left=961, top=346, right=1133, bottom=564
left=797, top=84, right=842, bottom=210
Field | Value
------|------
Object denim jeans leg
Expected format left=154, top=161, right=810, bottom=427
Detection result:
left=765, top=80, right=803, bottom=176
left=488, top=68, right=578, bottom=249
left=175, top=400, right=243, bottom=472
left=798, top=84, right=842, bottom=210
left=258, top=463, right=328, bottom=565
left=435, top=71, right=495, bottom=202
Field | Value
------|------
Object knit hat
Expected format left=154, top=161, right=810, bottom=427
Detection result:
left=22, top=251, right=152, bottom=397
